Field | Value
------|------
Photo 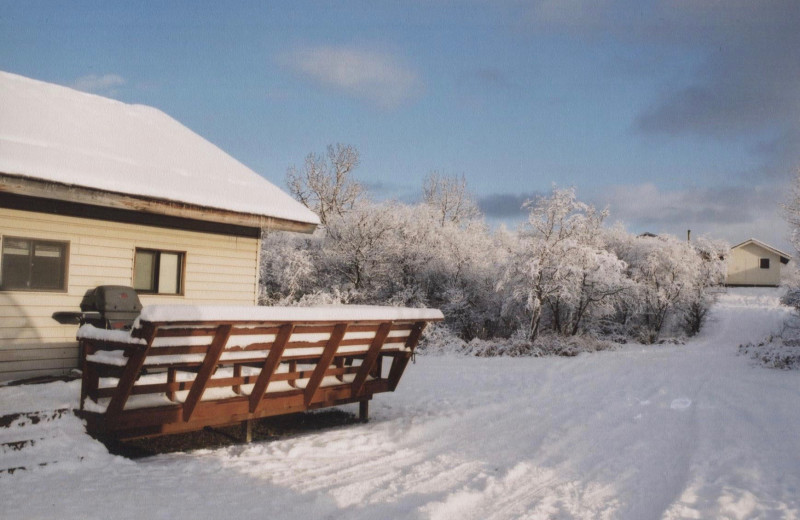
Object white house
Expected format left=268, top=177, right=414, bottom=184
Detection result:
left=726, top=238, right=791, bottom=287
left=0, top=71, right=319, bottom=381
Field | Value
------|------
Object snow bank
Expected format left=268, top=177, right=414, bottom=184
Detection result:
left=420, top=324, right=618, bottom=358
left=0, top=71, right=319, bottom=225
left=2, top=288, right=799, bottom=519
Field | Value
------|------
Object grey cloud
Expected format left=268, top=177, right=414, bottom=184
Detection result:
left=633, top=3, right=800, bottom=138
left=478, top=192, right=541, bottom=218
left=749, top=129, right=800, bottom=180
left=595, top=183, right=791, bottom=249
left=514, top=1, right=800, bottom=141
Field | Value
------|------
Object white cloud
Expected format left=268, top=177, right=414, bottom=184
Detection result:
left=70, top=74, right=126, bottom=96
left=282, top=45, right=421, bottom=109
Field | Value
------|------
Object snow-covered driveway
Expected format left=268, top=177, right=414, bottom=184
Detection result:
left=2, top=289, right=799, bottom=519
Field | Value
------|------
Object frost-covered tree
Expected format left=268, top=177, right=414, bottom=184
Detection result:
left=681, top=237, right=728, bottom=336
left=782, top=167, right=800, bottom=254
left=503, top=187, right=611, bottom=341
left=323, top=201, right=396, bottom=292
left=611, top=234, right=703, bottom=343
left=259, top=230, right=318, bottom=304
left=423, top=171, right=481, bottom=226
left=286, top=143, right=364, bottom=225
left=551, top=246, right=629, bottom=336
left=268, top=154, right=731, bottom=348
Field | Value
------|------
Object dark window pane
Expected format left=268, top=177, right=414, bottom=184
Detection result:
left=31, top=242, right=65, bottom=289
left=1, top=238, right=31, bottom=289
left=760, top=258, right=770, bottom=269
left=1, top=237, right=67, bottom=291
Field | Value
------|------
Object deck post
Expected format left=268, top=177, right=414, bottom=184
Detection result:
left=241, top=419, right=253, bottom=443
left=359, top=399, right=369, bottom=422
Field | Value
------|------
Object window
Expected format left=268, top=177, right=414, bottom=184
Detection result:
left=1, top=236, right=68, bottom=291
left=760, top=258, right=770, bottom=269
left=134, top=249, right=184, bottom=294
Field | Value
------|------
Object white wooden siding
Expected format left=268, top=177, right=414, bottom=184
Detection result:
left=0, top=207, right=260, bottom=381
left=726, top=242, right=782, bottom=286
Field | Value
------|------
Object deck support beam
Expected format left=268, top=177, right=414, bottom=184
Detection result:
left=182, top=324, right=232, bottom=422
left=304, top=323, right=348, bottom=406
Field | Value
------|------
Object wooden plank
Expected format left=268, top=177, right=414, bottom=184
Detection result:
left=166, top=367, right=177, bottom=401
left=105, top=323, right=158, bottom=416
left=304, top=323, right=348, bottom=406
left=351, top=322, right=392, bottom=396
left=232, top=364, right=242, bottom=395
left=249, top=323, right=294, bottom=412
left=88, top=379, right=392, bottom=438
left=182, top=324, right=232, bottom=421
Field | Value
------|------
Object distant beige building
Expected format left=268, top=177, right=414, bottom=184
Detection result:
left=0, top=71, right=319, bottom=381
left=726, top=239, right=791, bottom=287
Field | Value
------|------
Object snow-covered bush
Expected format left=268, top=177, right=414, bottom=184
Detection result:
left=501, top=187, right=626, bottom=341
left=263, top=149, right=730, bottom=353
left=605, top=232, right=726, bottom=343
left=739, top=333, right=800, bottom=369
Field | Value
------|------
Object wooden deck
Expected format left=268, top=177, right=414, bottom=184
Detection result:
left=78, top=307, right=442, bottom=440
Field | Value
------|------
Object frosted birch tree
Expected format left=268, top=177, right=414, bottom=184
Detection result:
left=423, top=171, right=481, bottom=226
left=287, top=143, right=364, bottom=225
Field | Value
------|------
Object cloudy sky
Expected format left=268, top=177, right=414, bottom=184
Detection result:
left=2, top=1, right=799, bottom=249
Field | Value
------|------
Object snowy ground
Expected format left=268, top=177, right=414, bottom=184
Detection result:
left=2, top=288, right=799, bottom=519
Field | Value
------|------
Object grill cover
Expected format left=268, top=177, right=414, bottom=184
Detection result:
left=81, top=285, right=143, bottom=329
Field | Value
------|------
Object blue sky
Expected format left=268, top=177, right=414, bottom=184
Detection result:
left=2, top=1, right=799, bottom=249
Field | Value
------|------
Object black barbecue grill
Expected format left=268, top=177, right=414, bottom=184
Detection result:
left=52, top=285, right=143, bottom=330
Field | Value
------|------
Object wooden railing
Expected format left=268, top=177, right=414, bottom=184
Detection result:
left=77, top=305, right=443, bottom=440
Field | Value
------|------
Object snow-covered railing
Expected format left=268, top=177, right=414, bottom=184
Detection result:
left=78, top=304, right=443, bottom=440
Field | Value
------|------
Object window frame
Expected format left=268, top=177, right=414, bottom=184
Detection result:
left=133, top=248, right=186, bottom=295
left=760, top=258, right=770, bottom=270
left=0, top=235, right=70, bottom=293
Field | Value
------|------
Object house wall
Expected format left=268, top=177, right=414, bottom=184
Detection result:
left=726, top=242, right=782, bottom=286
left=0, top=206, right=260, bottom=382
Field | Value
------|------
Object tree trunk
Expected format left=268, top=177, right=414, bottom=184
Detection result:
left=529, top=299, right=542, bottom=342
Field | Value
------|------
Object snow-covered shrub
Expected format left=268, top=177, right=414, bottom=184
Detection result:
left=501, top=187, right=626, bottom=341
left=739, top=335, right=800, bottom=369
left=263, top=152, right=731, bottom=354
left=461, top=331, right=617, bottom=358
left=416, top=323, right=468, bottom=355
left=680, top=237, right=729, bottom=336
left=259, top=230, right=321, bottom=304
left=605, top=231, right=726, bottom=343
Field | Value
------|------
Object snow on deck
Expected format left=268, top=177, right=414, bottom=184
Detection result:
left=2, top=288, right=799, bottom=519
left=0, top=71, right=319, bottom=225
left=136, top=304, right=445, bottom=324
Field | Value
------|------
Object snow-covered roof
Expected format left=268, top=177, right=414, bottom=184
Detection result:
left=0, top=71, right=320, bottom=228
left=731, top=238, right=791, bottom=262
